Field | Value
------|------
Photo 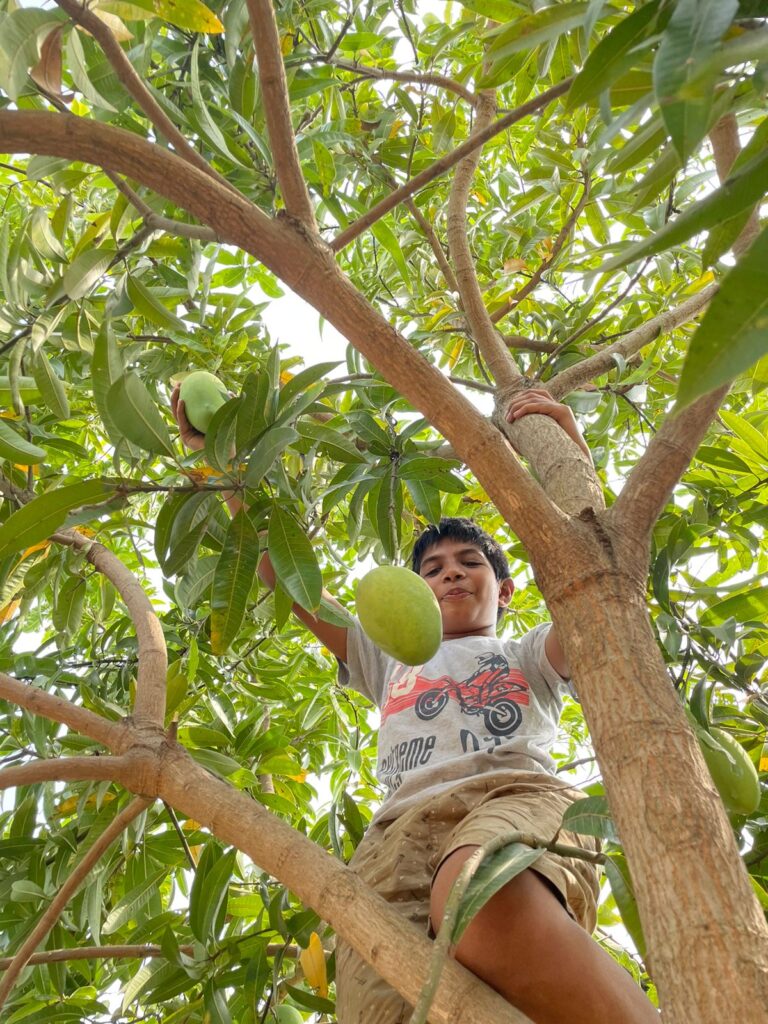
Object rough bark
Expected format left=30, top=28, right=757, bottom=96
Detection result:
left=542, top=559, right=768, bottom=1023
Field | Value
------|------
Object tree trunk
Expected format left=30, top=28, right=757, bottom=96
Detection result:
left=540, top=526, right=768, bottom=1022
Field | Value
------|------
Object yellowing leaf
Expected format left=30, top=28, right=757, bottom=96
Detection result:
left=503, top=257, right=529, bottom=273
left=90, top=9, right=134, bottom=41
left=279, top=370, right=294, bottom=385
left=74, top=526, right=98, bottom=538
left=0, top=599, right=20, bottom=624
left=287, top=771, right=307, bottom=782
left=389, top=119, right=405, bottom=139
left=682, top=270, right=716, bottom=295
left=13, top=464, right=40, bottom=475
left=280, top=33, right=293, bottom=55
left=299, top=932, right=328, bottom=997
left=121, top=0, right=224, bottom=34
left=448, top=337, right=465, bottom=369
left=183, top=818, right=202, bottom=831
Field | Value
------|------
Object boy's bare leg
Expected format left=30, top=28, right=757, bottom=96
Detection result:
left=431, top=847, right=659, bottom=1024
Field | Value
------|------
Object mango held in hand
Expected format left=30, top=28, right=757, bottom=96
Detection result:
left=356, top=565, right=442, bottom=666
left=698, top=726, right=760, bottom=816
left=179, top=370, right=228, bottom=433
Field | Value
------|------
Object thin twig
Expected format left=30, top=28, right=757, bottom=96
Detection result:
left=0, top=795, right=151, bottom=1008
left=490, top=166, right=591, bottom=325
left=324, top=57, right=477, bottom=106
left=332, top=78, right=573, bottom=251
left=0, top=942, right=300, bottom=970
left=534, top=261, right=649, bottom=379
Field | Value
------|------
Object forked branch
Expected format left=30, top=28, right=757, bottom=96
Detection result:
left=0, top=796, right=151, bottom=1008
left=52, top=531, right=167, bottom=726
left=327, top=57, right=477, bottom=106
left=247, top=0, right=316, bottom=227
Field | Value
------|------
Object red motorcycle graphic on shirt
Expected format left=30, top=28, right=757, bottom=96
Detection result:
left=382, top=652, right=530, bottom=738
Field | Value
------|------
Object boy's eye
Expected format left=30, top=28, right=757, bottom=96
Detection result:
left=425, top=568, right=439, bottom=576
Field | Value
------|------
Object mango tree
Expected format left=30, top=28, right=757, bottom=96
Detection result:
left=0, top=2, right=767, bottom=1023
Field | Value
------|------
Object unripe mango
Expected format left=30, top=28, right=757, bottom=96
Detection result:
left=698, top=726, right=760, bottom=816
left=179, top=370, right=228, bottom=433
left=356, top=565, right=442, bottom=666
left=275, top=1007, right=304, bottom=1024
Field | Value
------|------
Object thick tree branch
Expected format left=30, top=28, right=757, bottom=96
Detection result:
left=0, top=942, right=299, bottom=970
left=0, top=672, right=125, bottom=751
left=54, top=0, right=235, bottom=194
left=490, top=168, right=590, bottom=325
left=0, top=796, right=151, bottom=1008
left=247, top=0, right=316, bottom=227
left=332, top=77, right=572, bottom=251
left=609, top=387, right=728, bottom=542
left=0, top=755, right=128, bottom=790
left=0, top=111, right=568, bottom=558
left=52, top=531, right=166, bottom=727
left=547, top=284, right=718, bottom=400
left=326, top=57, right=477, bottom=106
left=159, top=747, right=531, bottom=1024
left=447, top=91, right=518, bottom=388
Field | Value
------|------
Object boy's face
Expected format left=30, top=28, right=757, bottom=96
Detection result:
left=417, top=538, right=514, bottom=640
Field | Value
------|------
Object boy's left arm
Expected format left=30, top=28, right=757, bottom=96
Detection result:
left=506, top=387, right=593, bottom=678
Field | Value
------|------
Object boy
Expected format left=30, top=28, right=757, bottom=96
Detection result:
left=172, top=386, right=658, bottom=1024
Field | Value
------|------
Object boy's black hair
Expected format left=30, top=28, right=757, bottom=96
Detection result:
left=411, top=518, right=511, bottom=583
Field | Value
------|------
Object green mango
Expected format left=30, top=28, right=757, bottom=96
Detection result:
left=697, top=726, right=761, bottom=816
left=274, top=1008, right=304, bottom=1024
left=356, top=565, right=442, bottom=666
left=179, top=370, right=228, bottom=433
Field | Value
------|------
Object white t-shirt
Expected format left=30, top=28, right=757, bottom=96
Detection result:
left=339, top=621, right=576, bottom=822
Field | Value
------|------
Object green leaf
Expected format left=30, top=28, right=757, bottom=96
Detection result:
left=91, top=323, right=124, bottom=441
left=190, top=845, right=235, bottom=943
left=245, top=425, right=299, bottom=487
left=371, top=220, right=411, bottom=289
left=487, top=3, right=590, bottom=63
left=107, top=373, right=174, bottom=456
left=568, top=1, right=661, bottom=109
left=603, top=146, right=768, bottom=271
left=451, top=843, right=545, bottom=943
left=61, top=247, right=114, bottom=300
left=676, top=226, right=768, bottom=411
left=103, top=867, right=168, bottom=934
left=267, top=504, right=322, bottom=612
left=0, top=479, right=115, bottom=560
left=0, top=417, right=47, bottom=465
left=295, top=422, right=366, bottom=463
left=701, top=586, right=768, bottom=626
left=561, top=795, right=619, bottom=841
left=652, top=0, right=739, bottom=161
left=204, top=397, right=241, bottom=473
left=604, top=851, right=646, bottom=957
left=405, top=478, right=442, bottom=524
left=32, top=351, right=70, bottom=420
left=127, top=276, right=187, bottom=332
left=211, top=510, right=261, bottom=654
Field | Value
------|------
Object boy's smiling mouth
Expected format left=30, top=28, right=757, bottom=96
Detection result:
left=443, top=587, right=471, bottom=599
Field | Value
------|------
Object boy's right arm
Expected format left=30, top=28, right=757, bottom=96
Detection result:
left=171, top=386, right=349, bottom=663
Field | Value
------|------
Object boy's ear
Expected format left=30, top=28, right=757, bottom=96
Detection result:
left=498, top=578, right=515, bottom=609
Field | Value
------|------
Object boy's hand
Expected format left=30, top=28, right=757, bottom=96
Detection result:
left=505, top=388, right=591, bottom=462
left=170, top=384, right=206, bottom=453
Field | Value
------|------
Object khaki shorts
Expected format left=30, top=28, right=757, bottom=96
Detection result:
left=335, top=771, right=601, bottom=1024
